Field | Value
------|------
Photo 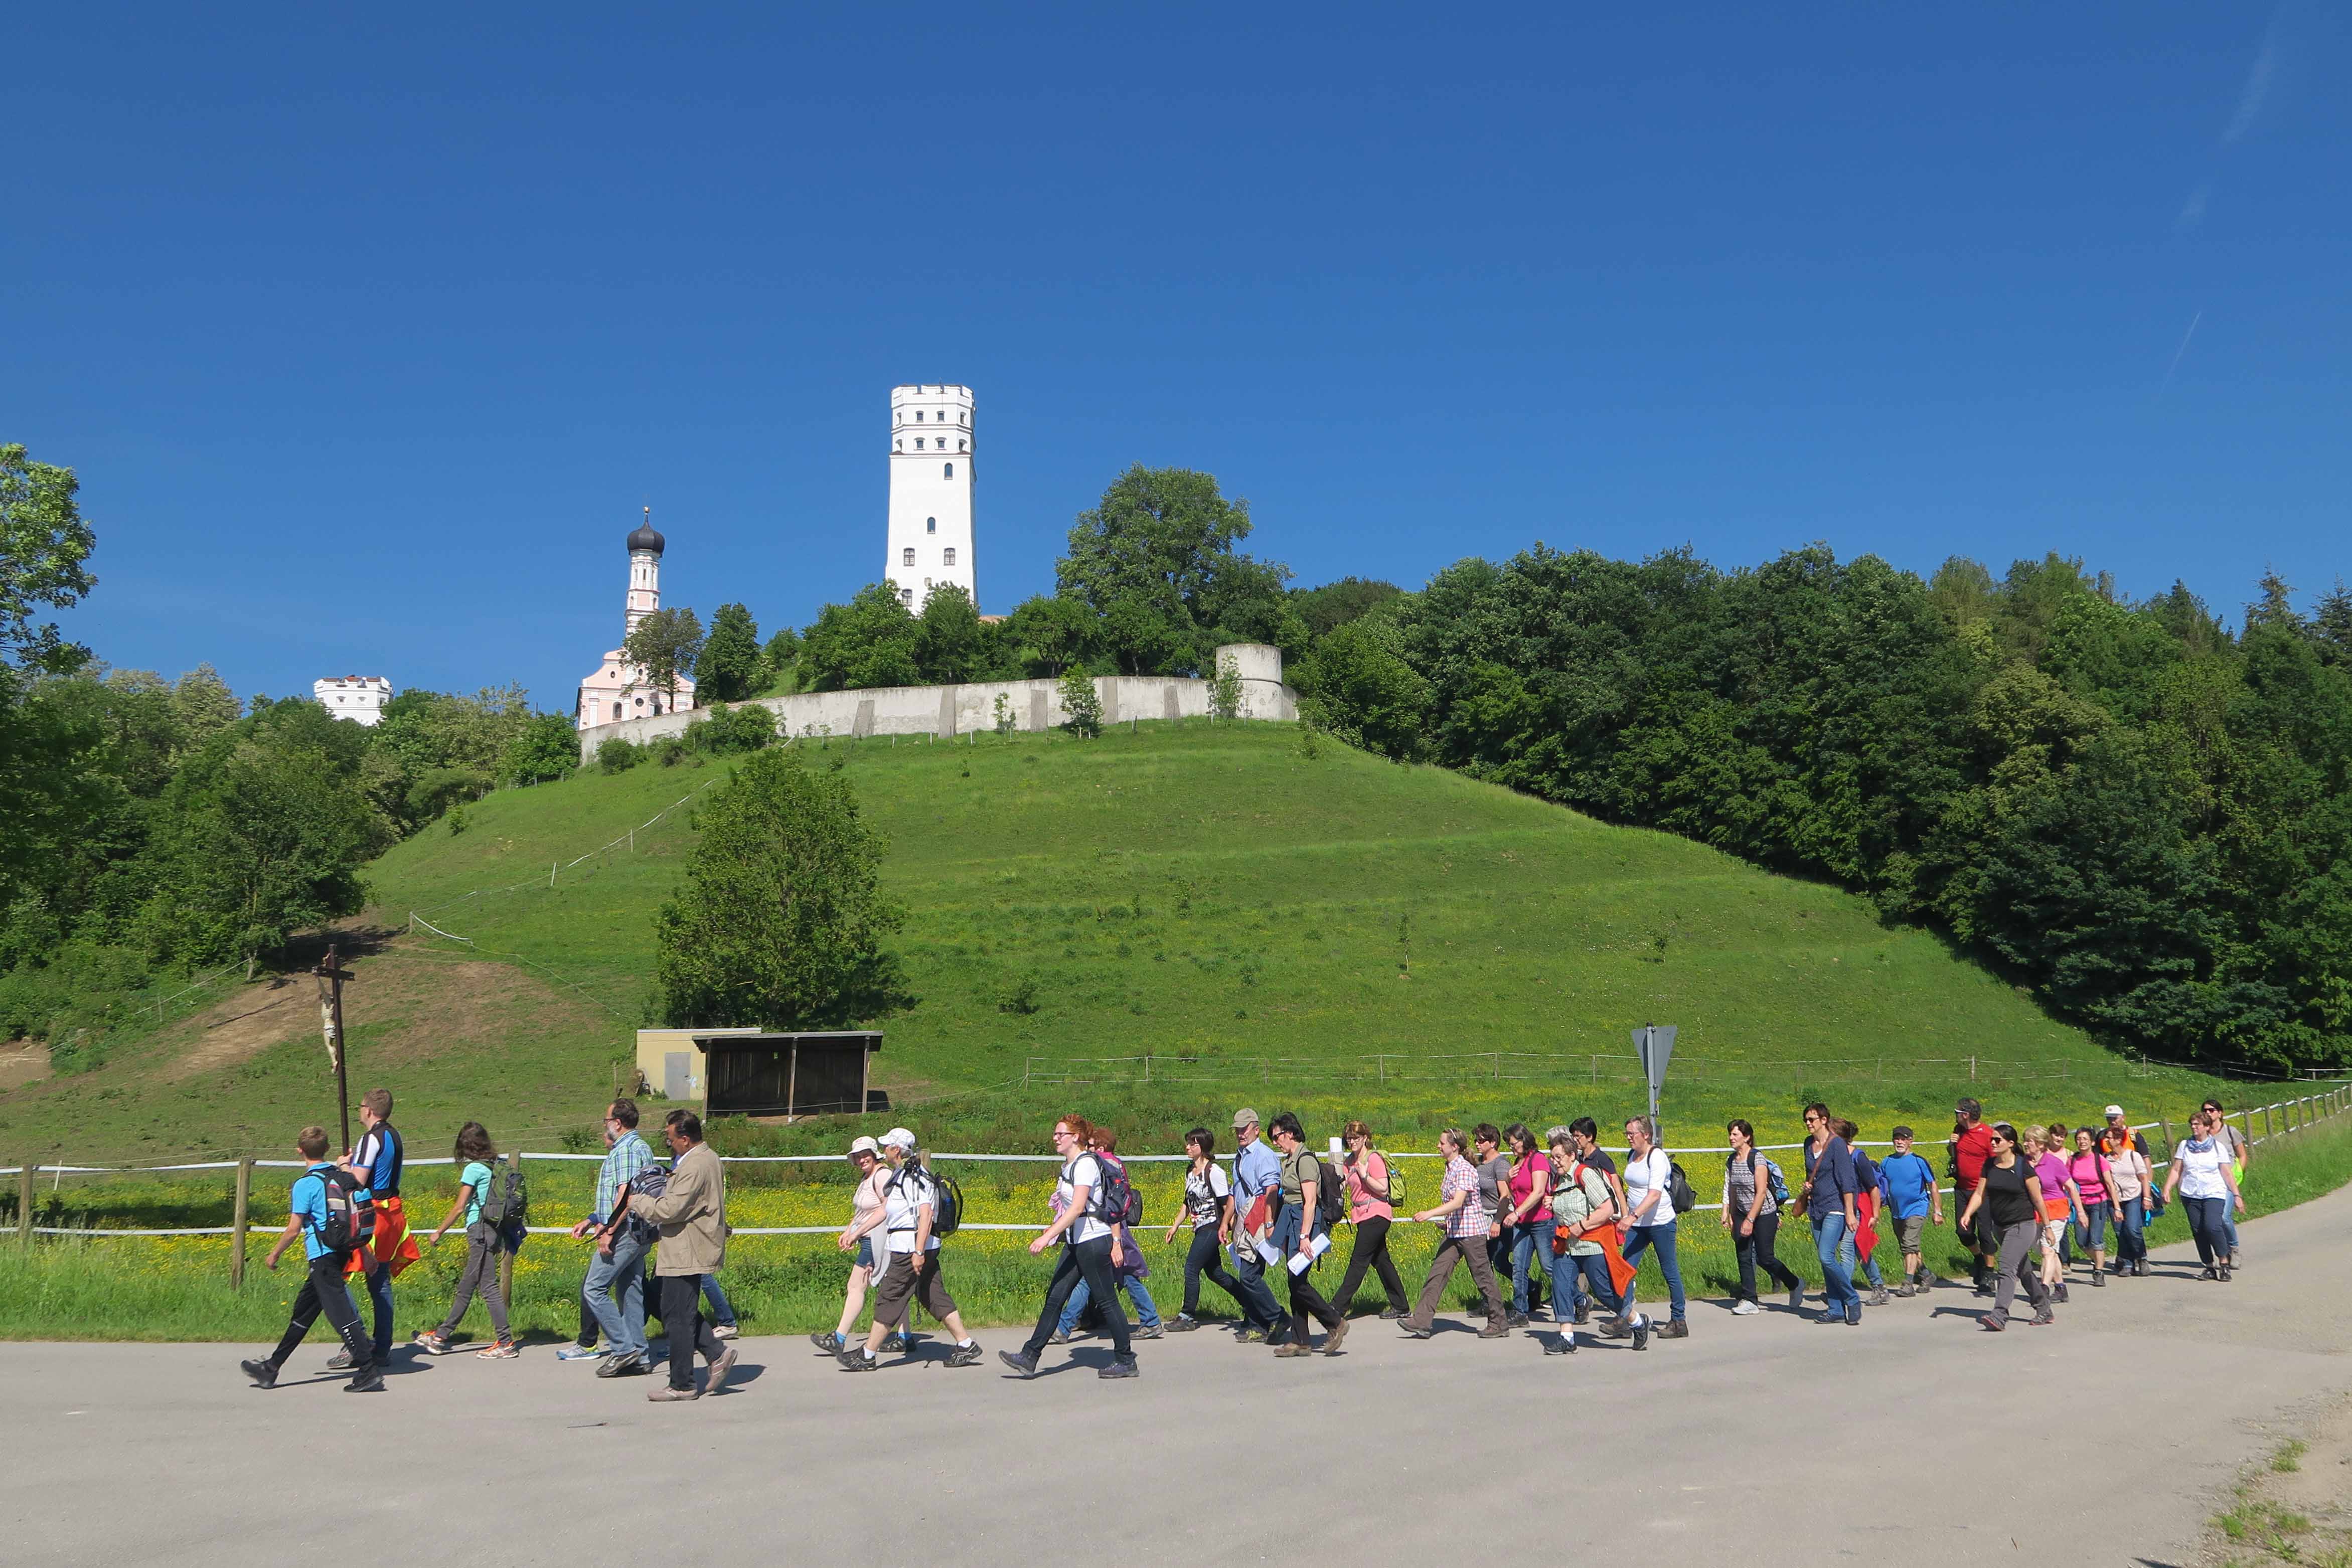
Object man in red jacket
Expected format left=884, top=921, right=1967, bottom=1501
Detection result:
left=1948, top=1098, right=1996, bottom=1294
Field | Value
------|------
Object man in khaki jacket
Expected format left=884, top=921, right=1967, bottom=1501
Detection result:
left=633, top=1109, right=737, bottom=1401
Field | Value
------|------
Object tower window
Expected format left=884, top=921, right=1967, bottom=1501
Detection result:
left=926, top=517, right=936, bottom=533
left=944, top=462, right=953, bottom=478
left=944, top=547, right=957, bottom=566
left=901, top=588, right=913, bottom=605
left=902, top=547, right=915, bottom=566
left=915, top=437, right=924, bottom=449
left=958, top=439, right=966, bottom=451
left=894, top=439, right=902, bottom=451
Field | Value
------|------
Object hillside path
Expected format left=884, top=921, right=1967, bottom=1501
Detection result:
left=6, top=1188, right=2349, bottom=1567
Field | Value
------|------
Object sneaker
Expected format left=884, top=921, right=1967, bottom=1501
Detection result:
left=2219, top=1264, right=2233, bottom=1283
left=595, top=1353, right=647, bottom=1379
left=239, top=1357, right=278, bottom=1388
left=1977, top=1313, right=2004, bottom=1332
left=1234, top=1326, right=1268, bottom=1344
left=1657, top=1319, right=1688, bottom=1340
left=997, top=1348, right=1040, bottom=1378
left=344, top=1366, right=385, bottom=1393
left=1572, top=1302, right=1591, bottom=1325
left=878, top=1333, right=908, bottom=1353
left=1098, top=1354, right=1140, bottom=1380
left=1506, top=1310, right=1530, bottom=1328
left=1787, top=1284, right=1805, bottom=1311
left=711, top=1323, right=740, bottom=1341
left=1597, top=1316, right=1630, bottom=1338
left=2199, top=1267, right=2219, bottom=1281
left=326, top=1350, right=356, bottom=1371
left=1397, top=1322, right=1433, bottom=1339
left=1543, top=1334, right=1574, bottom=1355
left=2091, top=1269, right=2105, bottom=1288
left=836, top=1347, right=877, bottom=1372
left=1048, top=1328, right=1071, bottom=1345
left=1817, top=1311, right=1844, bottom=1325
left=1323, top=1318, right=1349, bottom=1356
left=1867, top=1289, right=1890, bottom=1307
left=1272, top=1342, right=1312, bottom=1358
left=476, top=1339, right=519, bottom=1360
left=2053, top=1283, right=2070, bottom=1304
left=1135, top=1322, right=1166, bottom=1341
left=945, top=1341, right=984, bottom=1368
left=809, top=1331, right=845, bottom=1353
left=647, top=1383, right=699, bottom=1402
left=1167, top=1315, right=1202, bottom=1332
left=2028, top=1307, right=2055, bottom=1326
left=411, top=1329, right=452, bottom=1355
left=1731, top=1299, right=1761, bottom=1316
left=1379, top=1306, right=1409, bottom=1320
left=557, top=1343, right=608, bottom=1362
left=704, top=1345, right=738, bottom=1394
left=1845, top=1310, right=1861, bottom=1327
left=1631, top=1316, right=1650, bottom=1351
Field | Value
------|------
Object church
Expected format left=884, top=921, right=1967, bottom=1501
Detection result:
left=574, top=508, right=695, bottom=730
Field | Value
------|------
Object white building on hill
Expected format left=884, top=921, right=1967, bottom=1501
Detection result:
left=313, top=675, right=392, bottom=725
left=575, top=508, right=695, bottom=731
left=885, top=384, right=976, bottom=612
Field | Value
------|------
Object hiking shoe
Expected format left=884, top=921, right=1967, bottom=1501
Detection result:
left=476, top=1339, right=519, bottom=1360
left=1167, top=1315, right=1202, bottom=1332
left=1597, top=1316, right=1630, bottom=1338
left=1817, top=1311, right=1844, bottom=1326
left=411, top=1330, right=453, bottom=1355
left=1477, top=1320, right=1510, bottom=1339
left=1135, top=1322, right=1166, bottom=1341
left=2091, top=1269, right=2105, bottom=1288
left=2028, top=1307, right=2055, bottom=1326
left=1098, top=1354, right=1140, bottom=1380
left=344, top=1366, right=385, bottom=1393
left=1049, top=1328, right=1071, bottom=1345
left=557, top=1343, right=607, bottom=1362
left=1380, top=1305, right=1409, bottom=1320
left=1978, top=1314, right=2004, bottom=1332
left=704, top=1346, right=738, bottom=1394
left=647, top=1384, right=699, bottom=1402
left=1506, top=1310, right=1530, bottom=1328
left=711, top=1323, right=739, bottom=1341
left=1272, top=1341, right=1312, bottom=1358
left=1867, top=1289, right=1890, bottom=1307
left=1787, top=1285, right=1805, bottom=1311
left=1544, top=1332, right=1575, bottom=1354
left=326, top=1350, right=356, bottom=1371
left=835, top=1348, right=878, bottom=1372
left=1323, top=1318, right=1349, bottom=1356
left=1233, top=1326, right=1268, bottom=1344
left=2199, top=1267, right=2219, bottom=1281
left=998, top=1348, right=1040, bottom=1378
left=878, top=1333, right=908, bottom=1353
left=2219, top=1265, right=2233, bottom=1283
left=945, top=1341, right=984, bottom=1368
left=809, top=1331, right=845, bottom=1353
left=1731, top=1299, right=1760, bottom=1316
left=595, top=1353, right=647, bottom=1379
left=1631, top=1317, right=1650, bottom=1351
left=1397, top=1322, right=1433, bottom=1339
left=1572, top=1302, right=1590, bottom=1325
left=2053, top=1283, right=2070, bottom=1304
left=1657, top=1319, right=1688, bottom=1340
left=239, top=1357, right=278, bottom=1388
left=1892, top=1285, right=1915, bottom=1299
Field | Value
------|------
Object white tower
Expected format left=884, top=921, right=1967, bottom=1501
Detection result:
left=576, top=508, right=693, bottom=730
left=885, top=384, right=976, bottom=612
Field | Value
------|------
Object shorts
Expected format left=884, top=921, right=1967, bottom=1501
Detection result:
left=1893, top=1216, right=1926, bottom=1254
left=855, top=1236, right=877, bottom=1272
left=2039, top=1219, right=2067, bottom=1252
left=873, top=1249, right=958, bottom=1330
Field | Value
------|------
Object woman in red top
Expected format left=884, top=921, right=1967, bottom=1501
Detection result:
left=1502, top=1123, right=1555, bottom=1326
left=1328, top=1121, right=1410, bottom=1321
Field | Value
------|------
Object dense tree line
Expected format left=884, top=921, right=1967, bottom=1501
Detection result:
left=1298, top=545, right=2352, bottom=1073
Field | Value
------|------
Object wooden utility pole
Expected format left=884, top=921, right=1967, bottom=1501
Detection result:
left=16, top=1161, right=32, bottom=1246
left=313, top=947, right=354, bottom=1154
left=230, top=1158, right=254, bottom=1288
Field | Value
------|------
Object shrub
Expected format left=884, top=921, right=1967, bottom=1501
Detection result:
left=653, top=736, right=688, bottom=768
left=1058, top=669, right=1103, bottom=738
left=999, top=972, right=1042, bottom=1015
left=597, top=736, right=642, bottom=772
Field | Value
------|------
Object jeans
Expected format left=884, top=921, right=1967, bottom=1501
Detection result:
left=1331, top=1214, right=1409, bottom=1316
left=434, top=1222, right=510, bottom=1342
left=658, top=1272, right=724, bottom=1389
left=1731, top=1212, right=1801, bottom=1302
left=269, top=1253, right=373, bottom=1371
left=2221, top=1189, right=2240, bottom=1254
left=2076, top=1205, right=2111, bottom=1253
left=360, top=1258, right=395, bottom=1361
left=1059, top=1272, right=1161, bottom=1333
left=1619, top=1222, right=1686, bottom=1322
left=1812, top=1212, right=1857, bottom=1319
left=1228, top=1237, right=1288, bottom=1335
left=700, top=1274, right=737, bottom=1328
left=2115, top=1196, right=2147, bottom=1265
left=1990, top=1217, right=2051, bottom=1324
left=582, top=1229, right=650, bottom=1358
left=2183, top=1195, right=2231, bottom=1268
left=1025, top=1235, right=1131, bottom=1359
left=1406, top=1230, right=1505, bottom=1332
left=1180, top=1226, right=1251, bottom=1320
left=1559, top=1247, right=1622, bottom=1319
left=1507, top=1221, right=1551, bottom=1315
left=1270, top=1208, right=1339, bottom=1344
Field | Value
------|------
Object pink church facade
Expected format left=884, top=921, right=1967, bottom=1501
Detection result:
left=575, top=509, right=695, bottom=730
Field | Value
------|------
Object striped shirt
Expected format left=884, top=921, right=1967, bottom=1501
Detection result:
left=594, top=1131, right=654, bottom=1225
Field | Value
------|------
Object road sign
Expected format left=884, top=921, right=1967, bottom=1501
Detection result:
left=1632, top=1024, right=1678, bottom=1127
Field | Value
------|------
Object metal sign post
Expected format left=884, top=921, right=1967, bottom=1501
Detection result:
left=1632, top=1023, right=1678, bottom=1134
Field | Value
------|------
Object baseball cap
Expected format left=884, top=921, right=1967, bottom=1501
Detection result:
left=847, top=1136, right=881, bottom=1157
left=1231, top=1107, right=1260, bottom=1132
left=2103, top=1105, right=2125, bottom=1118
left=881, top=1127, right=917, bottom=1152
left=1890, top=1126, right=1914, bottom=1141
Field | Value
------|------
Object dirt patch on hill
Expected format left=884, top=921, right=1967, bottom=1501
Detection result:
left=0, top=1042, right=50, bottom=1092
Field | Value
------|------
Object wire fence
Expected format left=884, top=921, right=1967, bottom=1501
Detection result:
left=1020, top=1051, right=2209, bottom=1088
left=9, top=1087, right=2346, bottom=1265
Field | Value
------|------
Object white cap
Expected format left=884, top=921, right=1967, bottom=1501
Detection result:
left=881, top=1127, right=918, bottom=1152
left=847, top=1136, right=881, bottom=1157
left=2103, top=1105, right=2125, bottom=1118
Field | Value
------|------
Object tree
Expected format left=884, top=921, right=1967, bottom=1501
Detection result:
left=1057, top=465, right=1297, bottom=674
left=170, top=664, right=239, bottom=757
left=1300, top=614, right=1431, bottom=758
left=1291, top=576, right=1404, bottom=642
left=915, top=582, right=992, bottom=683
left=2313, top=579, right=2352, bottom=671
left=2248, top=567, right=2300, bottom=632
left=0, top=443, right=97, bottom=675
left=653, top=746, right=907, bottom=1028
left=623, top=606, right=705, bottom=708
left=759, top=625, right=802, bottom=692
left=799, top=584, right=921, bottom=691
left=1004, top=593, right=1094, bottom=676
left=1058, top=667, right=1103, bottom=738
left=501, top=711, right=580, bottom=785
left=695, top=602, right=763, bottom=703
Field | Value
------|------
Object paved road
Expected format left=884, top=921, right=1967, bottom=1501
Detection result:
left=8, top=1191, right=2348, bottom=1568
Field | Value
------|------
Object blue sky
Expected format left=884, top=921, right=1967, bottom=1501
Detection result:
left=8, top=5, right=2344, bottom=711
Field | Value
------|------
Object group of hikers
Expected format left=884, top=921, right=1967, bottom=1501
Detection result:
left=237, top=1087, right=2253, bottom=1395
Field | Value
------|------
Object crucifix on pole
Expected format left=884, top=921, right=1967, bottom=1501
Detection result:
left=314, top=946, right=354, bottom=1154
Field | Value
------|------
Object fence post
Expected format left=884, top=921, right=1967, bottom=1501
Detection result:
left=2263, top=1103, right=2274, bottom=1142
left=16, top=1161, right=32, bottom=1246
left=1970, top=1056, right=1977, bottom=1081
left=2160, top=1116, right=2176, bottom=1161
left=230, top=1158, right=254, bottom=1288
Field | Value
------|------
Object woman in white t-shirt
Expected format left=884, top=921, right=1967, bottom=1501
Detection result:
left=1609, top=1116, right=1688, bottom=1341
left=1160, top=1126, right=1245, bottom=1330
left=1000, top=1116, right=1138, bottom=1380
left=833, top=1128, right=983, bottom=1370
left=2161, top=1111, right=2245, bottom=1282
left=814, top=1136, right=894, bottom=1354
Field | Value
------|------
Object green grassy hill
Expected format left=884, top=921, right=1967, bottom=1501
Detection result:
left=0, top=719, right=2229, bottom=1164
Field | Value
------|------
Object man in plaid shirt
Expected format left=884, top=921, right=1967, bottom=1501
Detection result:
left=1398, top=1128, right=1509, bottom=1339
left=561, top=1099, right=657, bottom=1376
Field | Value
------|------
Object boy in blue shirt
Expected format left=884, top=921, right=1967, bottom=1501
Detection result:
left=240, top=1125, right=383, bottom=1392
left=1877, top=1126, right=1944, bottom=1296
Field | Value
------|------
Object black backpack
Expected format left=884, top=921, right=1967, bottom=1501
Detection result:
left=888, top=1163, right=965, bottom=1240
left=312, top=1166, right=375, bottom=1254
left=1085, top=1154, right=1144, bottom=1228
left=1666, top=1159, right=1696, bottom=1216
left=623, top=1161, right=668, bottom=1243
left=1309, top=1154, right=1348, bottom=1229
left=478, top=1155, right=529, bottom=1234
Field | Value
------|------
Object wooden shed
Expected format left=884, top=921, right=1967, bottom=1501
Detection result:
left=693, top=1030, right=883, bottom=1118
